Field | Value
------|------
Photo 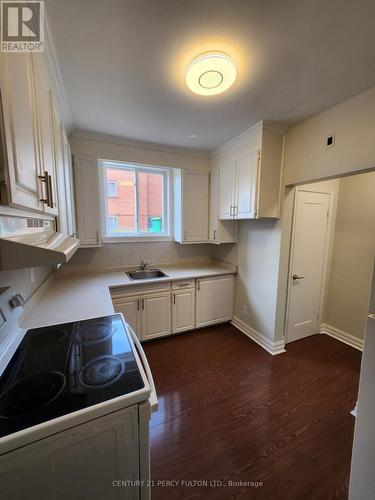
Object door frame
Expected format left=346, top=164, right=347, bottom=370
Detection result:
left=284, top=186, right=336, bottom=344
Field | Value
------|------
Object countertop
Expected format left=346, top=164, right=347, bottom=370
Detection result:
left=21, top=261, right=236, bottom=329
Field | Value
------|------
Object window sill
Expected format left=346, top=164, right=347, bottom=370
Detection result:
left=102, top=235, right=173, bottom=244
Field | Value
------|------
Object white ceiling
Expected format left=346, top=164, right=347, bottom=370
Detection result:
left=46, top=0, right=375, bottom=151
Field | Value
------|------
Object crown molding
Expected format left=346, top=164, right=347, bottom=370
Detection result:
left=70, top=129, right=211, bottom=160
left=44, top=11, right=73, bottom=133
left=210, top=120, right=290, bottom=158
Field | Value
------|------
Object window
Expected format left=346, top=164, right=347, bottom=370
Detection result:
left=100, top=160, right=170, bottom=239
left=107, top=180, right=118, bottom=198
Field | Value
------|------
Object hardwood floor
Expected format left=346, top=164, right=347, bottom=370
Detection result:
left=143, top=323, right=361, bottom=500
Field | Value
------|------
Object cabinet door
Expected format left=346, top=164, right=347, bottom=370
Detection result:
left=73, top=155, right=101, bottom=247
left=183, top=170, right=209, bottom=242
left=219, top=161, right=236, bottom=220
left=172, top=288, right=196, bottom=334
left=51, top=102, right=68, bottom=233
left=0, top=53, right=43, bottom=211
left=62, top=131, right=77, bottom=237
left=113, top=296, right=141, bottom=340
left=209, top=170, right=219, bottom=242
left=235, top=151, right=259, bottom=219
left=0, top=406, right=140, bottom=500
left=196, top=275, right=234, bottom=327
left=141, top=292, right=171, bottom=340
left=32, top=57, right=58, bottom=215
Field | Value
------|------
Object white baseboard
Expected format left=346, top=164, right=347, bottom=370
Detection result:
left=320, top=322, right=364, bottom=351
left=231, top=316, right=286, bottom=355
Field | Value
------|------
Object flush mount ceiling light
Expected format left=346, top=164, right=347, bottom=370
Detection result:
left=186, top=52, right=237, bottom=96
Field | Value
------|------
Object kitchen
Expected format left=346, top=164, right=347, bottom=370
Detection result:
left=0, top=1, right=375, bottom=499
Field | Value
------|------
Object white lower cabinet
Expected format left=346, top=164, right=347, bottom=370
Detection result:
left=196, top=275, right=235, bottom=327
left=0, top=406, right=140, bottom=500
left=113, top=295, right=141, bottom=339
left=113, top=274, right=235, bottom=341
left=113, top=291, right=171, bottom=341
left=172, top=288, right=196, bottom=334
left=141, top=292, right=171, bottom=340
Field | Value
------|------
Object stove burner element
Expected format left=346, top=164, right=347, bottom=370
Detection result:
left=79, top=356, right=125, bottom=388
left=74, top=319, right=114, bottom=345
left=29, top=329, right=66, bottom=347
left=0, top=372, right=66, bottom=419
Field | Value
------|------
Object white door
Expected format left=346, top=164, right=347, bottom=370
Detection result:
left=219, top=161, right=236, bottom=219
left=141, top=292, right=171, bottom=340
left=235, top=151, right=259, bottom=219
left=113, top=296, right=141, bottom=340
left=183, top=170, right=209, bottom=242
left=286, top=190, right=330, bottom=343
left=32, top=57, right=58, bottom=215
left=209, top=170, right=219, bottom=242
left=196, top=275, right=234, bottom=327
left=0, top=53, right=43, bottom=211
left=172, top=288, right=196, bottom=333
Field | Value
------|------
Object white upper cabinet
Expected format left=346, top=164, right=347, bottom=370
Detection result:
left=0, top=53, right=43, bottom=211
left=32, top=56, right=59, bottom=215
left=61, top=130, right=77, bottom=237
left=236, top=151, right=259, bottom=219
left=214, top=121, right=286, bottom=221
left=209, top=169, right=237, bottom=244
left=73, top=155, right=101, bottom=247
left=174, top=169, right=209, bottom=243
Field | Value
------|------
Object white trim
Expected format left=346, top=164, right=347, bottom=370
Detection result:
left=231, top=316, right=286, bottom=355
left=320, top=323, right=364, bottom=351
left=211, top=120, right=289, bottom=158
left=102, top=236, right=173, bottom=244
left=71, top=130, right=209, bottom=159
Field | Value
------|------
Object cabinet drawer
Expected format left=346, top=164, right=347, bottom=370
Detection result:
left=171, top=279, right=195, bottom=289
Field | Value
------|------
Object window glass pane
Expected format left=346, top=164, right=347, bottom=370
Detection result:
left=106, top=168, right=136, bottom=233
left=107, top=181, right=118, bottom=197
left=137, top=171, right=164, bottom=233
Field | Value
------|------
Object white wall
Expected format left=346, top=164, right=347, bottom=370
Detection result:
left=65, top=131, right=214, bottom=271
left=0, top=266, right=52, bottom=303
left=70, top=131, right=210, bottom=172
left=65, top=242, right=214, bottom=271
left=324, top=172, right=375, bottom=339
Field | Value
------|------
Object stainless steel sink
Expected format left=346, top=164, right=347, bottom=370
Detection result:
left=126, top=269, right=168, bottom=281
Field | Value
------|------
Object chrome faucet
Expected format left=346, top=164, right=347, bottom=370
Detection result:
left=140, top=260, right=148, bottom=270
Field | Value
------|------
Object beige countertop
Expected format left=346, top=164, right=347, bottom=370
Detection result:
left=21, top=261, right=236, bottom=329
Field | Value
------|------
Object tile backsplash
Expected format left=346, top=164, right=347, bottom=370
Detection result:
left=64, top=241, right=215, bottom=271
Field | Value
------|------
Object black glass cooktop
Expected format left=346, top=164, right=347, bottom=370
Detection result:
left=0, top=314, right=144, bottom=438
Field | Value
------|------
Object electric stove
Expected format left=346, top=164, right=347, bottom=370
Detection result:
left=0, top=314, right=145, bottom=438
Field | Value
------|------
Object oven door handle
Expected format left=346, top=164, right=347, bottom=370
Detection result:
left=128, top=325, right=158, bottom=412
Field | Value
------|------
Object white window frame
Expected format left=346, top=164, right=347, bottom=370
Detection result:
left=99, top=159, right=172, bottom=242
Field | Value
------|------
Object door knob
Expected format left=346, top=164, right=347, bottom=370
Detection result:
left=292, top=274, right=305, bottom=281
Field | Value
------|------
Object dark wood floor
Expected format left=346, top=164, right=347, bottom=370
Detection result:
left=143, top=324, right=361, bottom=500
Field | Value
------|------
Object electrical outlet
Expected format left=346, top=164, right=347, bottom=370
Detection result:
left=242, top=304, right=248, bottom=315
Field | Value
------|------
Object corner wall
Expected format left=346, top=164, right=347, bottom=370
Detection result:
left=324, top=171, right=375, bottom=340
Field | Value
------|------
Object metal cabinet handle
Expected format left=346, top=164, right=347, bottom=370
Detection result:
left=137, top=298, right=140, bottom=310
left=47, top=174, right=53, bottom=208
left=292, top=274, right=305, bottom=281
left=173, top=294, right=176, bottom=305
left=197, top=280, right=200, bottom=291
left=38, top=171, right=49, bottom=205
left=213, top=229, right=217, bottom=240
left=141, top=298, right=145, bottom=309
left=230, top=205, right=233, bottom=217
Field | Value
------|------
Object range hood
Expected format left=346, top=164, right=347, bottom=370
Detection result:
left=0, top=215, right=80, bottom=270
